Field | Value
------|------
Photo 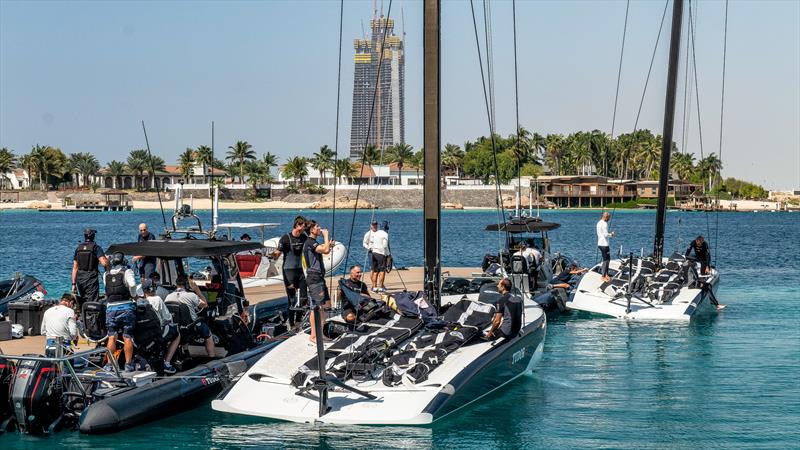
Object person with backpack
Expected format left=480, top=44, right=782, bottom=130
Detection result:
left=71, top=228, right=109, bottom=305
left=104, top=252, right=137, bottom=372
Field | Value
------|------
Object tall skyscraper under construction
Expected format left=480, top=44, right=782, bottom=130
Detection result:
left=349, top=12, right=405, bottom=160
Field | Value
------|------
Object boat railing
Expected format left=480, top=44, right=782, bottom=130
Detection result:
left=1, top=342, right=123, bottom=397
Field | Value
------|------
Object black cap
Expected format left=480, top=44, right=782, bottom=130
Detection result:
left=240, top=233, right=251, bottom=240
left=83, top=228, right=97, bottom=236
left=371, top=220, right=378, bottom=225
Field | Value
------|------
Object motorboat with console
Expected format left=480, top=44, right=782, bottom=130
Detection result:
left=0, top=194, right=290, bottom=435
left=566, top=0, right=722, bottom=321
left=0, top=274, right=46, bottom=316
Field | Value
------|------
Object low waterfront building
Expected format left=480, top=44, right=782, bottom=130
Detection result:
left=534, top=175, right=701, bottom=207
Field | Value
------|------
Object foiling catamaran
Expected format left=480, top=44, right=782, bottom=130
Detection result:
left=567, top=0, right=721, bottom=321
left=212, top=0, right=547, bottom=424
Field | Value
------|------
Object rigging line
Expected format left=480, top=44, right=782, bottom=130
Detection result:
left=512, top=0, right=522, bottom=214
left=342, top=0, right=394, bottom=278
left=141, top=121, right=168, bottom=231
left=680, top=2, right=691, bottom=153
left=329, top=0, right=345, bottom=293
left=485, top=0, right=496, bottom=128
left=610, top=0, right=630, bottom=138
left=470, top=0, right=509, bottom=258
left=714, top=0, right=729, bottom=266
left=688, top=0, right=705, bottom=161
left=632, top=0, right=670, bottom=133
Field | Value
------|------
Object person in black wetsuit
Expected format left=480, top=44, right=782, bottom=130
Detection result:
left=685, top=235, right=712, bottom=274
left=270, top=216, right=308, bottom=328
left=485, top=278, right=523, bottom=340
left=71, top=228, right=109, bottom=306
left=337, top=265, right=371, bottom=323
left=302, top=219, right=336, bottom=343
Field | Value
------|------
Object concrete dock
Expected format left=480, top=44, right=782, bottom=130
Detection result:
left=0, top=266, right=478, bottom=356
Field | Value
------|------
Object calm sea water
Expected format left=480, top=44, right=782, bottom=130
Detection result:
left=1, top=207, right=798, bottom=449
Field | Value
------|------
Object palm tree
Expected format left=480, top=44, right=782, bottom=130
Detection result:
left=567, top=132, right=592, bottom=176
left=195, top=145, right=213, bottom=184
left=670, top=152, right=695, bottom=181
left=410, top=149, right=424, bottom=181
left=127, top=149, right=149, bottom=190
left=262, top=152, right=279, bottom=177
left=178, top=148, right=195, bottom=180
left=0, top=148, right=16, bottom=188
left=698, top=153, right=723, bottom=191
left=387, top=143, right=414, bottom=185
left=529, top=132, right=547, bottom=163
left=244, top=160, right=268, bottom=196
left=31, top=146, right=68, bottom=190
left=362, top=144, right=381, bottom=165
left=226, top=141, right=256, bottom=183
left=146, top=155, right=165, bottom=190
left=69, top=152, right=100, bottom=188
left=106, top=160, right=127, bottom=189
left=544, top=134, right=566, bottom=175
left=310, top=145, right=335, bottom=185
left=282, top=156, right=308, bottom=185
left=441, top=143, right=464, bottom=178
left=334, top=158, right=355, bottom=184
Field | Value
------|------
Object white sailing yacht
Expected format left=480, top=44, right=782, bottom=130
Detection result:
left=211, top=0, right=547, bottom=424
left=567, top=0, right=721, bottom=321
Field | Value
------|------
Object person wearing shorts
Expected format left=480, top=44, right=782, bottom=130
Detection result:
left=271, top=216, right=309, bottom=328
left=302, top=220, right=335, bottom=343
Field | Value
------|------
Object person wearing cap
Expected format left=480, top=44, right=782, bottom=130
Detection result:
left=132, top=223, right=157, bottom=279
left=71, top=228, right=110, bottom=305
left=533, top=262, right=588, bottom=306
left=370, top=221, right=391, bottom=293
left=104, top=251, right=137, bottom=372
left=41, top=293, right=79, bottom=356
left=362, top=220, right=378, bottom=271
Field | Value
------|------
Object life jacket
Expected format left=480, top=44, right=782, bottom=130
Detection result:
left=105, top=269, right=129, bottom=298
left=75, top=241, right=99, bottom=272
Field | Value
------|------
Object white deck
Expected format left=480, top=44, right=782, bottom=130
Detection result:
left=567, top=259, right=720, bottom=321
left=212, top=298, right=546, bottom=425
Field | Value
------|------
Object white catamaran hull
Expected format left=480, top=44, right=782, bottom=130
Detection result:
left=238, top=239, right=347, bottom=288
left=212, top=301, right=546, bottom=425
left=567, top=259, right=720, bottom=321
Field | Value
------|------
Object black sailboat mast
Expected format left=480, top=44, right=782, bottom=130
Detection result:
left=423, top=0, right=441, bottom=308
left=653, top=0, right=684, bottom=264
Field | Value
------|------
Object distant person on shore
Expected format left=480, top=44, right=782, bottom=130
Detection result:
left=71, top=228, right=109, bottom=306
left=302, top=219, right=336, bottom=343
left=363, top=220, right=378, bottom=272
left=685, top=235, right=712, bottom=275
left=370, top=221, right=391, bottom=293
left=41, top=293, right=79, bottom=356
left=271, top=216, right=308, bottom=329
left=596, top=212, right=615, bottom=282
left=132, top=223, right=157, bottom=279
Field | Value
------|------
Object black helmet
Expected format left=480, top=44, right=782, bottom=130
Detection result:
left=381, top=220, right=389, bottom=231
left=110, top=252, right=127, bottom=267
left=83, top=228, right=97, bottom=240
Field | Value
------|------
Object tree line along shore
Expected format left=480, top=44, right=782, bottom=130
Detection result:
left=1, top=127, right=771, bottom=205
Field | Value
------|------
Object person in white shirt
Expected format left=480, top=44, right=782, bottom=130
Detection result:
left=596, top=212, right=616, bottom=281
left=41, top=293, right=79, bottom=355
left=370, top=221, right=391, bottom=292
left=141, top=279, right=181, bottom=374
left=363, top=220, right=378, bottom=272
left=165, top=275, right=215, bottom=358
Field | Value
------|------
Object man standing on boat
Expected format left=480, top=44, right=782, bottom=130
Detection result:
left=271, top=216, right=308, bottom=329
left=104, top=252, right=138, bottom=372
left=302, top=219, right=335, bottom=343
left=71, top=228, right=109, bottom=306
left=363, top=220, right=378, bottom=272
left=132, top=223, right=157, bottom=279
left=370, top=221, right=391, bottom=293
left=596, top=212, right=615, bottom=282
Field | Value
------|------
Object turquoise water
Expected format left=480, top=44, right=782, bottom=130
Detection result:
left=1, top=208, right=798, bottom=448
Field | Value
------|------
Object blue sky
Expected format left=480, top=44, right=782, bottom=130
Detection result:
left=1, top=0, right=798, bottom=189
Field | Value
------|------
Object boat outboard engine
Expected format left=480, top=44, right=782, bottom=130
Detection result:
left=8, top=355, right=63, bottom=434
left=0, top=356, right=13, bottom=428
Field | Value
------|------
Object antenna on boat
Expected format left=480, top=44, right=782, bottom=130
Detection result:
left=653, top=0, right=684, bottom=265
left=141, top=121, right=169, bottom=232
